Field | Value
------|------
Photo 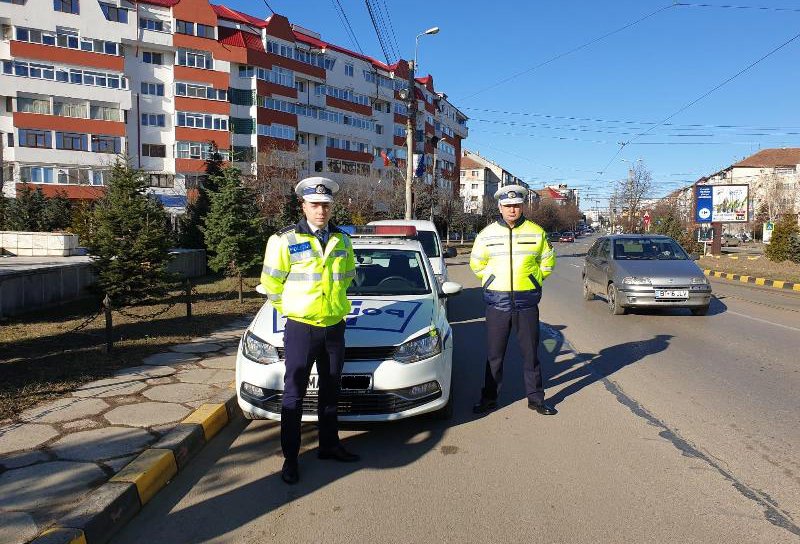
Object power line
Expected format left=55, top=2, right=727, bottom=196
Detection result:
left=459, top=3, right=676, bottom=101
left=371, top=0, right=399, bottom=62
left=261, top=0, right=275, bottom=14
left=675, top=2, right=800, bottom=13
left=365, top=0, right=392, bottom=64
left=379, top=0, right=402, bottom=63
left=330, top=0, right=365, bottom=54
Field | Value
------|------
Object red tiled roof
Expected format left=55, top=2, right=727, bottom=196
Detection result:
left=460, top=157, right=483, bottom=170
left=292, top=31, right=393, bottom=72
left=212, top=4, right=269, bottom=28
left=535, top=187, right=566, bottom=199
left=218, top=26, right=264, bottom=50
left=732, top=148, right=800, bottom=168
left=137, top=0, right=179, bottom=6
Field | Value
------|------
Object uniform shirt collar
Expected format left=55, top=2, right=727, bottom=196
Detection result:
left=496, top=216, right=527, bottom=230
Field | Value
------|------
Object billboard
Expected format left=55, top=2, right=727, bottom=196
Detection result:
left=712, top=184, right=749, bottom=222
left=695, top=185, right=713, bottom=223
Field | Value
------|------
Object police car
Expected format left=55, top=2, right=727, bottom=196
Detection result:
left=236, top=226, right=462, bottom=421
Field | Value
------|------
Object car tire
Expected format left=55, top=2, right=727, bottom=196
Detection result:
left=582, top=276, right=594, bottom=301
left=691, top=305, right=709, bottom=316
left=607, top=283, right=626, bottom=315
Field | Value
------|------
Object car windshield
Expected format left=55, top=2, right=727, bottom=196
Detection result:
left=613, top=238, right=689, bottom=260
left=348, top=249, right=431, bottom=295
left=416, top=231, right=440, bottom=258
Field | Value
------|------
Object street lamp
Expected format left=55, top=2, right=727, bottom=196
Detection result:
left=404, top=25, right=439, bottom=220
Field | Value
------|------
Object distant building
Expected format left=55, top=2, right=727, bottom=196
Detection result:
left=458, top=149, right=527, bottom=214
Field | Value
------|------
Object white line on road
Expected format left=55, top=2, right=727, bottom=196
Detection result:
left=570, top=263, right=581, bottom=268
left=726, top=310, right=800, bottom=332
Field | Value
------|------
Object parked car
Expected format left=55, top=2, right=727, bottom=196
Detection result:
left=721, top=233, right=740, bottom=247
left=237, top=227, right=462, bottom=421
left=548, top=232, right=560, bottom=242
left=558, top=231, right=575, bottom=243
left=368, top=220, right=454, bottom=285
left=582, top=235, right=712, bottom=316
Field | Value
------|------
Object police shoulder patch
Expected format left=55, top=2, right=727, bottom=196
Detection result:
left=277, top=225, right=296, bottom=235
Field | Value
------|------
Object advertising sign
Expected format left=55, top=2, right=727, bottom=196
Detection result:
left=695, top=185, right=713, bottom=223
left=712, top=184, right=749, bottom=222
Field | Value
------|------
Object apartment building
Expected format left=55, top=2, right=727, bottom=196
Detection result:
left=459, top=149, right=527, bottom=214
left=0, top=0, right=468, bottom=216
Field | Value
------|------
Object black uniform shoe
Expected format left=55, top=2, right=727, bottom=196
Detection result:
left=318, top=445, right=360, bottom=462
left=472, top=398, right=498, bottom=414
left=528, top=401, right=558, bottom=415
left=281, top=459, right=299, bottom=485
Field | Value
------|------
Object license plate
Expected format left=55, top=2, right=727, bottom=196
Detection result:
left=307, top=374, right=319, bottom=391
left=307, top=374, right=372, bottom=391
left=655, top=289, right=688, bottom=299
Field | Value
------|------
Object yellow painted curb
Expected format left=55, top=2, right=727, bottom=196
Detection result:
left=729, top=255, right=739, bottom=260
left=794, top=284, right=800, bottom=292
left=703, top=269, right=711, bottom=275
left=183, top=403, right=228, bottom=441
left=773, top=280, right=785, bottom=289
left=714, top=271, right=723, bottom=278
left=725, top=273, right=735, bottom=280
left=739, top=275, right=749, bottom=282
left=755, top=277, right=766, bottom=286
left=111, top=448, right=177, bottom=505
left=36, top=528, right=87, bottom=544
left=747, top=256, right=760, bottom=260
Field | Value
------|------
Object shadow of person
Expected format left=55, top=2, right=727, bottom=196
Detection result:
left=545, top=334, right=673, bottom=407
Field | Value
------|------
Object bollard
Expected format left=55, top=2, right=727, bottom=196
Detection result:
left=185, top=279, right=192, bottom=320
left=103, top=294, right=113, bottom=353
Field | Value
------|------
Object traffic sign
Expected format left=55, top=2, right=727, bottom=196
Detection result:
left=643, top=211, right=651, bottom=228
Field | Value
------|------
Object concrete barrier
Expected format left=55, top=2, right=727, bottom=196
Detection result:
left=0, top=231, right=79, bottom=257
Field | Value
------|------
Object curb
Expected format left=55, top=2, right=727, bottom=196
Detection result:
left=707, top=254, right=761, bottom=260
left=28, top=389, right=241, bottom=544
left=703, top=269, right=800, bottom=292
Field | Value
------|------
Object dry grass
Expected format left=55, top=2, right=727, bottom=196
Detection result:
left=698, top=255, right=800, bottom=283
left=0, top=274, right=265, bottom=420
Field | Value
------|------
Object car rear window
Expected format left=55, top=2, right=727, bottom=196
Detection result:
left=613, top=239, right=689, bottom=260
left=416, top=231, right=441, bottom=258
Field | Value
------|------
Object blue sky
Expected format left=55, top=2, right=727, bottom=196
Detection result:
left=227, top=0, right=800, bottom=207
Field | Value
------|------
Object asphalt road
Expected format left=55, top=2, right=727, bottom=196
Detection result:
left=114, top=235, right=800, bottom=543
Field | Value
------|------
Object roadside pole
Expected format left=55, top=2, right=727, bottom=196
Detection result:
left=405, top=62, right=416, bottom=220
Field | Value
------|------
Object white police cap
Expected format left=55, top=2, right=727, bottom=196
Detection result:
left=295, top=176, right=340, bottom=203
left=494, top=184, right=528, bottom=205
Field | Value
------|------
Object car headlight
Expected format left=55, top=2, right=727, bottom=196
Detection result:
left=393, top=329, right=442, bottom=364
left=241, top=330, right=279, bottom=365
left=622, top=276, right=651, bottom=285
left=691, top=276, right=709, bottom=285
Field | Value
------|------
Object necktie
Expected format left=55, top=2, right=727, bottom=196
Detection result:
left=316, top=229, right=329, bottom=247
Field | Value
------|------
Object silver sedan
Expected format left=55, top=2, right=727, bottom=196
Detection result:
left=582, top=235, right=713, bottom=315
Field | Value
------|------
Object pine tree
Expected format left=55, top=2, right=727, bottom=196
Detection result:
left=765, top=214, right=800, bottom=263
left=0, top=195, right=7, bottom=230
left=88, top=161, right=174, bottom=305
left=202, top=165, right=264, bottom=303
left=41, top=191, right=73, bottom=232
left=180, top=147, right=225, bottom=249
left=7, top=183, right=47, bottom=231
left=276, top=189, right=302, bottom=228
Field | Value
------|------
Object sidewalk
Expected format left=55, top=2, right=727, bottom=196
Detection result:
left=0, top=317, right=251, bottom=544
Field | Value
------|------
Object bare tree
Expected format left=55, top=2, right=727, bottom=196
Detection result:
left=614, top=161, right=653, bottom=233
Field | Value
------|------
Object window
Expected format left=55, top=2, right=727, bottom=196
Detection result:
left=175, top=82, right=225, bottom=100
left=324, top=58, right=336, bottom=70
left=183, top=173, right=207, bottom=189
left=57, top=168, right=89, bottom=185
left=53, top=0, right=78, bottom=14
left=2, top=0, right=27, bottom=5
left=196, top=23, right=214, bottom=39
left=326, top=158, right=370, bottom=177
left=56, top=131, right=88, bottom=151
left=255, top=66, right=293, bottom=87
left=176, top=141, right=228, bottom=160
left=142, top=144, right=166, bottom=158
left=91, top=134, right=121, bottom=153
left=344, top=63, right=353, bottom=77
left=21, top=166, right=55, bottom=183
left=141, top=113, right=166, bottom=127
left=54, top=101, right=87, bottom=118
left=142, top=51, right=163, bottom=65
left=139, top=17, right=164, bottom=31
left=176, top=111, right=228, bottom=131
left=232, top=146, right=254, bottom=162
left=148, top=173, right=173, bottom=188
left=19, top=128, right=52, bottom=148
left=256, top=123, right=295, bottom=140
left=175, top=20, right=193, bottom=35
left=471, top=183, right=478, bottom=190
left=238, top=65, right=254, bottom=78
left=295, top=81, right=306, bottom=93
left=141, top=82, right=164, bottom=96
left=92, top=170, right=109, bottom=186
left=90, top=104, right=120, bottom=121
left=17, top=97, right=51, bottom=115
left=100, top=2, right=127, bottom=23
left=177, top=49, right=212, bottom=69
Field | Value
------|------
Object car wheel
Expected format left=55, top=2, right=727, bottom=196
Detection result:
left=582, top=276, right=594, bottom=301
left=607, top=283, right=626, bottom=315
left=691, top=305, right=709, bottom=316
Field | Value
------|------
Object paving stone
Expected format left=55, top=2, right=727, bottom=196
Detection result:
left=141, top=351, right=199, bottom=366
left=145, top=376, right=173, bottom=386
left=143, top=383, right=219, bottom=404
left=176, top=368, right=235, bottom=385
left=50, top=427, right=153, bottom=461
left=62, top=420, right=100, bottom=432
left=113, top=365, right=176, bottom=379
left=0, top=450, right=50, bottom=470
left=169, top=342, right=223, bottom=354
left=20, top=398, right=109, bottom=424
left=104, top=402, right=190, bottom=428
left=0, top=461, right=106, bottom=511
left=72, top=377, right=147, bottom=399
left=0, top=511, right=39, bottom=544
left=199, top=355, right=235, bottom=370
left=0, top=424, right=58, bottom=455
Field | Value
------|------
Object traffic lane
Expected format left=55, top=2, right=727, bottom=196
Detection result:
left=114, top=257, right=796, bottom=543
left=543, top=246, right=800, bottom=524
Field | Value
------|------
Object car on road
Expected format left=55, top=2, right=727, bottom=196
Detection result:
left=548, top=232, right=560, bottom=243
left=236, top=226, right=462, bottom=422
left=721, top=233, right=740, bottom=247
left=558, top=231, right=575, bottom=243
left=582, top=234, right=712, bottom=316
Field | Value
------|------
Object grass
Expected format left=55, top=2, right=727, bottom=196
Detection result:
left=0, top=273, right=265, bottom=421
left=698, top=254, right=800, bottom=284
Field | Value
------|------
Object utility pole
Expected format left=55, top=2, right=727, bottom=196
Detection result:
left=404, top=61, right=416, bottom=220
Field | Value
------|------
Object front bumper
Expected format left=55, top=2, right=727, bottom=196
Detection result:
left=617, top=285, right=712, bottom=308
left=235, top=345, right=452, bottom=422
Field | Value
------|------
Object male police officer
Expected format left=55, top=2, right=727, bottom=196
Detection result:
left=470, top=184, right=558, bottom=416
left=261, top=176, right=359, bottom=485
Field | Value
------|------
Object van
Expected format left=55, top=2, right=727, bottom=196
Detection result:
left=367, top=220, right=455, bottom=284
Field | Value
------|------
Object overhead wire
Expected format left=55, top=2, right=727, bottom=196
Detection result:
left=372, top=0, right=399, bottom=62
left=379, top=0, right=402, bottom=63
left=330, top=0, right=365, bottom=54
left=675, top=2, right=800, bottom=13
left=365, top=0, right=393, bottom=64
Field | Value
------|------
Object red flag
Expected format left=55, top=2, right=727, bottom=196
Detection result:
left=380, top=149, right=391, bottom=167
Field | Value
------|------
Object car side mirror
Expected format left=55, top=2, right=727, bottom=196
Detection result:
left=256, top=284, right=268, bottom=295
left=440, top=281, right=462, bottom=297
left=444, top=247, right=457, bottom=258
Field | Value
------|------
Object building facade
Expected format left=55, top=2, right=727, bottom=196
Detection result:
left=458, top=149, right=526, bottom=214
left=0, top=0, right=468, bottom=216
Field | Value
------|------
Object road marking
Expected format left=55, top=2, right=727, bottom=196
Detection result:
left=570, top=263, right=581, bottom=268
left=726, top=310, right=800, bottom=332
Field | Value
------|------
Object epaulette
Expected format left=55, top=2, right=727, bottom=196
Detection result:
left=277, top=225, right=296, bottom=235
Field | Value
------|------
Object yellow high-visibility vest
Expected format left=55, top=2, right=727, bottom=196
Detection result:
left=469, top=218, right=555, bottom=310
left=261, top=221, right=356, bottom=327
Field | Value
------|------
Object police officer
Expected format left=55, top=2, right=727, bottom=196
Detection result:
left=469, top=184, right=558, bottom=416
left=261, top=176, right=359, bottom=485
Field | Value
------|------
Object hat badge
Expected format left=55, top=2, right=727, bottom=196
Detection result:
left=315, top=184, right=326, bottom=194
left=507, top=191, right=517, bottom=198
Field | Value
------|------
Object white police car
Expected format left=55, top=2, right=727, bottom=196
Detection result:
left=236, top=226, right=462, bottom=421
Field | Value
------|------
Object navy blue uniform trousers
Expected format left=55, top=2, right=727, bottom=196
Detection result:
left=281, top=318, right=345, bottom=461
left=482, top=305, right=544, bottom=404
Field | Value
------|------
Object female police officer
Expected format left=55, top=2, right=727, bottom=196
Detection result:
left=260, top=176, right=359, bottom=484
